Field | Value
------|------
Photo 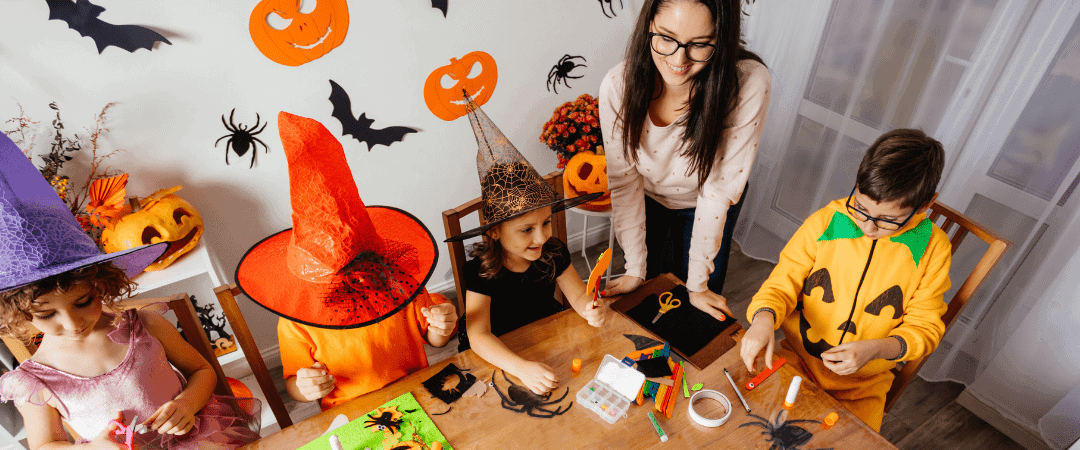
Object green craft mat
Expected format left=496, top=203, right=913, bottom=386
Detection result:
left=299, top=392, right=453, bottom=450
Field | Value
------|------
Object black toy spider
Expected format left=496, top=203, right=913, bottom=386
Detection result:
left=739, top=411, right=833, bottom=450
left=547, top=54, right=587, bottom=94
left=215, top=109, right=268, bottom=168
left=492, top=370, right=573, bottom=418
left=599, top=0, right=623, bottom=18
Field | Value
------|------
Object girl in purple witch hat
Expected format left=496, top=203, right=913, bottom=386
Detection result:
left=0, top=134, right=261, bottom=449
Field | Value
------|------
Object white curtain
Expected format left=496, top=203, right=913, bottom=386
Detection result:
left=737, top=0, right=1080, bottom=448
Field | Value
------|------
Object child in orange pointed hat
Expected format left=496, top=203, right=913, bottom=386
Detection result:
left=236, top=112, right=456, bottom=411
left=445, top=97, right=609, bottom=396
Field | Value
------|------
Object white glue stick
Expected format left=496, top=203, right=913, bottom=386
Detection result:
left=783, top=376, right=802, bottom=411
left=329, top=435, right=343, bottom=450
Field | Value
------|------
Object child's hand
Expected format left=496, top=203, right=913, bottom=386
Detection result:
left=578, top=296, right=610, bottom=328
left=145, top=399, right=196, bottom=436
left=603, top=275, right=643, bottom=295
left=821, top=340, right=884, bottom=376
left=740, top=314, right=775, bottom=373
left=687, top=290, right=733, bottom=321
left=422, top=303, right=458, bottom=337
left=513, top=361, right=558, bottom=396
left=87, top=411, right=126, bottom=449
left=294, top=361, right=336, bottom=402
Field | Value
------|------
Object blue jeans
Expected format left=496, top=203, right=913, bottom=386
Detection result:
left=644, top=184, right=747, bottom=294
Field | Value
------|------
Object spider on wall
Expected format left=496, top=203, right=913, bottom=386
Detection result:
left=215, top=109, right=268, bottom=168
left=547, top=55, right=587, bottom=94
left=599, top=0, right=623, bottom=18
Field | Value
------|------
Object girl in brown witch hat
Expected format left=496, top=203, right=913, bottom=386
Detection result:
left=445, top=98, right=608, bottom=395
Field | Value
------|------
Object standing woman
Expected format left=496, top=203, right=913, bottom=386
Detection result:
left=600, top=0, right=770, bottom=319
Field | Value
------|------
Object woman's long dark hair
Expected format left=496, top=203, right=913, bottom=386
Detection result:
left=620, top=0, right=764, bottom=189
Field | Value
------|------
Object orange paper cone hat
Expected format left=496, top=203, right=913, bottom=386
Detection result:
left=236, top=112, right=437, bottom=329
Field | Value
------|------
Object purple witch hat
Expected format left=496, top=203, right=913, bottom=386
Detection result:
left=0, top=133, right=167, bottom=292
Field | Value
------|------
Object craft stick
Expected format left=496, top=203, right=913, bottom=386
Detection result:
left=746, top=357, right=787, bottom=390
left=665, top=364, right=682, bottom=418
left=626, top=344, right=666, bottom=361
left=646, top=377, right=675, bottom=386
left=681, top=362, right=690, bottom=398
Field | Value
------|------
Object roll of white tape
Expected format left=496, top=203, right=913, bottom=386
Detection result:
left=687, top=389, right=732, bottom=427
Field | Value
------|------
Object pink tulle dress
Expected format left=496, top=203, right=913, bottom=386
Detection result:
left=0, top=309, right=261, bottom=449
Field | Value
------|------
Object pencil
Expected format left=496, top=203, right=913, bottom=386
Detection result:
left=724, top=368, right=752, bottom=413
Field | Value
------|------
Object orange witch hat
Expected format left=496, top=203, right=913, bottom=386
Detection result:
left=235, top=112, right=437, bottom=329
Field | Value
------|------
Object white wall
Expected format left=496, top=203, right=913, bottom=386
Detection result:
left=0, top=0, right=636, bottom=351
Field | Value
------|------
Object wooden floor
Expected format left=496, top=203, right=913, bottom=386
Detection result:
left=265, top=238, right=1026, bottom=450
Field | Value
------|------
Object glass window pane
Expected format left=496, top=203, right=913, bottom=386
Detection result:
left=891, top=0, right=962, bottom=128
left=805, top=0, right=886, bottom=115
left=949, top=0, right=999, bottom=60
left=917, top=61, right=966, bottom=134
left=989, top=17, right=1080, bottom=200
left=773, top=116, right=838, bottom=221
left=824, top=136, right=870, bottom=202
left=852, top=0, right=932, bottom=128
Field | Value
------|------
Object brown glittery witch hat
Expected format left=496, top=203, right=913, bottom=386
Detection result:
left=445, top=93, right=600, bottom=242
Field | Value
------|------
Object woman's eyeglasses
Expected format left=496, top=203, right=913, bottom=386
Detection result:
left=845, top=186, right=916, bottom=231
left=649, top=32, right=716, bottom=63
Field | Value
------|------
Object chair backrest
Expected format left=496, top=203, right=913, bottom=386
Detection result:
left=213, top=284, right=293, bottom=429
left=441, top=171, right=571, bottom=307
left=883, top=199, right=1011, bottom=412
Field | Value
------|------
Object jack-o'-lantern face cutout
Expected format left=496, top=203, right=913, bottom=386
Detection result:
left=100, top=187, right=204, bottom=271
left=424, top=51, right=498, bottom=121
left=798, top=268, right=905, bottom=359
left=563, top=151, right=611, bottom=211
left=249, top=0, right=350, bottom=66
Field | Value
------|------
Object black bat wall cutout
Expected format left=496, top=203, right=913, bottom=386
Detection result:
left=328, top=80, right=418, bottom=151
left=431, top=0, right=448, bottom=17
left=46, top=0, right=171, bottom=53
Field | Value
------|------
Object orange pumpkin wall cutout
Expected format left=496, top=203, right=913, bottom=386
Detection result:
left=249, top=0, right=349, bottom=66
left=423, top=51, right=498, bottom=121
left=100, top=186, right=204, bottom=271
left=563, top=151, right=611, bottom=212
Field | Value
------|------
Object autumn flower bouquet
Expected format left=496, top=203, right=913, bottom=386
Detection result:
left=539, top=94, right=604, bottom=168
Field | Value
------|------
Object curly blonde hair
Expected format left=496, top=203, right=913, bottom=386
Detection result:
left=0, top=262, right=135, bottom=339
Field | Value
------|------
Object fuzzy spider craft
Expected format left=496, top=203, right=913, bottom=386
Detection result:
left=547, top=55, right=587, bottom=94
left=215, top=109, right=268, bottom=168
left=422, top=363, right=477, bottom=404
left=739, top=411, right=833, bottom=450
left=492, top=370, right=573, bottom=419
left=598, top=0, right=623, bottom=18
left=363, top=406, right=415, bottom=435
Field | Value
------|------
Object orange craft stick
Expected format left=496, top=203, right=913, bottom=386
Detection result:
left=665, top=364, right=682, bottom=418
left=746, top=357, right=787, bottom=390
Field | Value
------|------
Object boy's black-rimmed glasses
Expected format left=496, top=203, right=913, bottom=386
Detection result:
left=845, top=186, right=917, bottom=231
left=648, top=32, right=716, bottom=62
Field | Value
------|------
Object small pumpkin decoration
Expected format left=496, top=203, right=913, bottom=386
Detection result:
left=423, top=51, right=498, bottom=121
left=100, top=186, right=204, bottom=271
left=248, top=0, right=350, bottom=67
left=563, top=151, right=611, bottom=212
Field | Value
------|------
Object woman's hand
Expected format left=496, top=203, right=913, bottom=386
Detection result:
left=292, top=361, right=336, bottom=402
left=740, top=314, right=775, bottom=373
left=85, top=412, right=126, bottom=449
left=511, top=361, right=558, bottom=395
left=821, top=338, right=899, bottom=376
left=145, top=398, right=196, bottom=435
left=603, top=275, right=643, bottom=296
left=687, top=289, right=733, bottom=321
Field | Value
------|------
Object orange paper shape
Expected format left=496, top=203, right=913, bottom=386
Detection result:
left=86, top=173, right=129, bottom=229
left=423, top=51, right=498, bottom=121
left=249, top=0, right=350, bottom=66
left=586, top=248, right=611, bottom=303
left=564, top=151, right=611, bottom=211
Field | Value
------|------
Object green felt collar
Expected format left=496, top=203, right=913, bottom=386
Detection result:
left=817, top=212, right=932, bottom=266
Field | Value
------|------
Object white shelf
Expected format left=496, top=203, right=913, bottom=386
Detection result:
left=130, top=239, right=226, bottom=294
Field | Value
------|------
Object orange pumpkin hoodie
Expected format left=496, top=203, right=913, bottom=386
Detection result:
left=747, top=198, right=950, bottom=430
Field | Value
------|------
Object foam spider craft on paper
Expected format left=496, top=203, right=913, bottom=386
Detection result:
left=492, top=370, right=573, bottom=419
left=547, top=55, right=587, bottom=94
left=599, top=0, right=623, bottom=18
left=739, top=411, right=833, bottom=450
left=215, top=109, right=269, bottom=168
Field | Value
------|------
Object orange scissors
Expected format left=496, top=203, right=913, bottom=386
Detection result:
left=652, top=292, right=680, bottom=323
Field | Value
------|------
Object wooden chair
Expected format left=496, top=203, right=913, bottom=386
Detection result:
left=882, top=199, right=1011, bottom=412
left=213, top=284, right=293, bottom=429
left=442, top=171, right=571, bottom=350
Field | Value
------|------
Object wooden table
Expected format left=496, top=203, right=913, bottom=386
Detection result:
left=244, top=287, right=896, bottom=449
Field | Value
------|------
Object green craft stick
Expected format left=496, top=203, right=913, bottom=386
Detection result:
left=692, top=383, right=704, bottom=391
left=680, top=362, right=690, bottom=398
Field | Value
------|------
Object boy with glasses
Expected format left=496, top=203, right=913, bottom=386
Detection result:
left=739, top=128, right=950, bottom=431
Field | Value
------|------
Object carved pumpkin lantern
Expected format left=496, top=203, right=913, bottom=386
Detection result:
left=248, top=0, right=350, bottom=67
left=563, top=151, right=611, bottom=212
left=423, top=51, right=498, bottom=121
left=100, top=187, right=204, bottom=271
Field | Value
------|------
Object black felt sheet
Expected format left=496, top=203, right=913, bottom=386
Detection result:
left=624, top=285, right=736, bottom=357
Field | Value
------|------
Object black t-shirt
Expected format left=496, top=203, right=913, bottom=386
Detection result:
left=462, top=238, right=570, bottom=340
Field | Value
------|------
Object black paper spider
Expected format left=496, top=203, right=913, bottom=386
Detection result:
left=599, top=0, right=623, bottom=18
left=492, top=370, right=572, bottom=418
left=739, top=411, right=833, bottom=450
left=215, top=109, right=268, bottom=168
left=547, top=55, right=587, bottom=94
left=363, top=408, right=407, bottom=434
